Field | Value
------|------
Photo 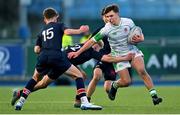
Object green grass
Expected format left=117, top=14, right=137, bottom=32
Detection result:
left=0, top=86, right=180, bottom=114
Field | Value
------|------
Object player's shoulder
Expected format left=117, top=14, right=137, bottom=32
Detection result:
left=53, top=22, right=64, bottom=27
left=121, top=17, right=134, bottom=25
left=103, top=22, right=113, bottom=30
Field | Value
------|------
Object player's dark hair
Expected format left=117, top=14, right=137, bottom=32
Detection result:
left=43, top=7, right=58, bottom=19
left=101, top=7, right=106, bottom=16
left=102, top=4, right=119, bottom=15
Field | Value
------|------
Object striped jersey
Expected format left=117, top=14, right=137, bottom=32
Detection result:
left=92, top=18, right=135, bottom=54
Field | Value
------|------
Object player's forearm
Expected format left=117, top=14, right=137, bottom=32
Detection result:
left=64, top=25, right=89, bottom=35
left=77, top=39, right=95, bottom=55
left=64, top=29, right=82, bottom=35
left=101, top=55, right=118, bottom=63
left=101, top=55, right=130, bottom=63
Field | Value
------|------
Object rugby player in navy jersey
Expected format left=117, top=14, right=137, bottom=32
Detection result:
left=13, top=7, right=103, bottom=111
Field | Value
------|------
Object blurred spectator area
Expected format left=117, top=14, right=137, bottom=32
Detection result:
left=0, top=0, right=180, bottom=40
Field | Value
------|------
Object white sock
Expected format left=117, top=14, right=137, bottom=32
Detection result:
left=149, top=89, right=157, bottom=97
left=113, top=81, right=119, bottom=89
left=80, top=96, right=89, bottom=104
left=19, top=97, right=26, bottom=104
left=16, top=97, right=26, bottom=106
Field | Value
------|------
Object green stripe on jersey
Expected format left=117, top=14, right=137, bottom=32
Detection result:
left=93, top=32, right=103, bottom=42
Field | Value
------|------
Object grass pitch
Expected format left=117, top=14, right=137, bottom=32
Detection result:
left=0, top=86, right=180, bottom=114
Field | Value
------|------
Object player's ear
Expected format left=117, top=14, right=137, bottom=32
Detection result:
left=44, top=18, right=47, bottom=24
left=56, top=15, right=59, bottom=22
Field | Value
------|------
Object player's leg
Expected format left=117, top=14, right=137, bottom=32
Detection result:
left=14, top=52, right=50, bottom=110
left=33, top=75, right=53, bottom=91
left=11, top=72, right=49, bottom=106
left=65, top=64, right=102, bottom=110
left=86, top=68, right=102, bottom=100
left=103, top=63, right=116, bottom=94
left=14, top=69, right=42, bottom=110
left=131, top=56, right=162, bottom=105
left=108, top=68, right=131, bottom=100
left=74, top=66, right=102, bottom=108
left=104, top=80, right=112, bottom=93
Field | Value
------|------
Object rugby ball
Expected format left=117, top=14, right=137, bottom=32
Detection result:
left=127, top=26, right=142, bottom=44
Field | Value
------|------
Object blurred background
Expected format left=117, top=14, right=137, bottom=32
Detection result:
left=0, top=0, right=180, bottom=86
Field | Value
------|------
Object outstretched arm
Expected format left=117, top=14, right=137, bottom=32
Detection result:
left=68, top=30, right=105, bottom=59
left=64, top=25, right=89, bottom=35
left=101, top=53, right=135, bottom=63
left=68, top=39, right=96, bottom=59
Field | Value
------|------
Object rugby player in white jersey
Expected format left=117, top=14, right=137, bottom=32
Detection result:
left=68, top=4, right=162, bottom=105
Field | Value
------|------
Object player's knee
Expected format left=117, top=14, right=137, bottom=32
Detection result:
left=137, top=69, right=147, bottom=77
left=120, top=79, right=132, bottom=87
left=72, top=72, right=83, bottom=79
left=38, top=81, right=48, bottom=89
left=32, top=76, right=39, bottom=82
left=93, top=75, right=101, bottom=82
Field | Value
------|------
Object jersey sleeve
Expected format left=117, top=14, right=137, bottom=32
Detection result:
left=91, top=24, right=109, bottom=42
left=36, top=33, right=42, bottom=47
left=59, top=23, right=68, bottom=32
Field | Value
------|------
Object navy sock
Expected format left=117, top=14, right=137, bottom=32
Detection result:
left=75, top=95, right=80, bottom=100
left=22, top=78, right=37, bottom=99
left=75, top=77, right=86, bottom=98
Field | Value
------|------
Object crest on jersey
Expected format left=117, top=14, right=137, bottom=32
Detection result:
left=124, top=27, right=128, bottom=32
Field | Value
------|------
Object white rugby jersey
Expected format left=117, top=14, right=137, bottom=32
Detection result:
left=92, top=18, right=136, bottom=54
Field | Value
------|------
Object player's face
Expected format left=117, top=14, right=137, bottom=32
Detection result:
left=105, top=10, right=119, bottom=25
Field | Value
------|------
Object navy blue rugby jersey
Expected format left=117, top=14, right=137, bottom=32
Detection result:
left=37, top=22, right=66, bottom=51
left=65, top=44, right=103, bottom=65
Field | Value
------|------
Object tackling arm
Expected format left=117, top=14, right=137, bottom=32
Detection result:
left=101, top=53, right=135, bottom=63
left=64, top=25, right=89, bottom=35
left=68, top=39, right=96, bottom=59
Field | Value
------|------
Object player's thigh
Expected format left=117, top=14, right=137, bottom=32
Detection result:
left=103, top=64, right=116, bottom=81
left=65, top=64, right=83, bottom=79
left=131, top=56, right=145, bottom=72
left=35, top=54, right=49, bottom=78
left=117, top=68, right=131, bottom=82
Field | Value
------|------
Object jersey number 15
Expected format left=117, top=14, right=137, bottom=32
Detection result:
left=42, top=27, right=54, bottom=41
